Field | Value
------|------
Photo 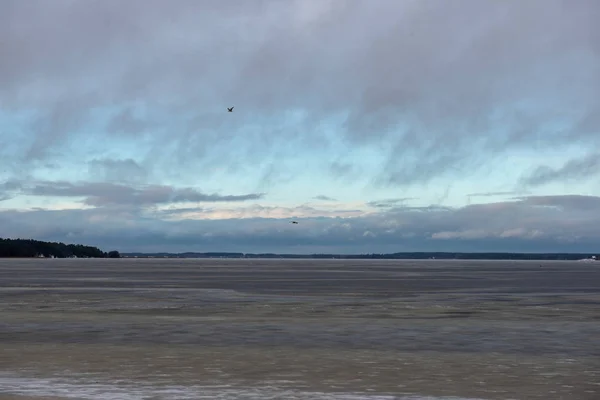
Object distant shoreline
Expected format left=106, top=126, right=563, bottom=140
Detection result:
left=119, top=252, right=599, bottom=261
left=1, top=236, right=597, bottom=261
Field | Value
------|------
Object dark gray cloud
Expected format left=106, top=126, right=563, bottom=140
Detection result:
left=1, top=195, right=599, bottom=253
left=313, top=195, right=337, bottom=201
left=467, top=191, right=526, bottom=198
left=521, top=153, right=600, bottom=187
left=366, top=198, right=416, bottom=208
left=7, top=180, right=264, bottom=207
left=1, top=0, right=598, bottom=186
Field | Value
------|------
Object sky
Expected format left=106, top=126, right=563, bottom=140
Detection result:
left=1, top=0, right=600, bottom=254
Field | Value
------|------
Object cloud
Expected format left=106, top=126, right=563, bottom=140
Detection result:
left=366, top=198, right=416, bottom=208
left=1, top=0, right=598, bottom=186
left=465, top=190, right=530, bottom=205
left=1, top=195, right=599, bottom=254
left=0, top=180, right=21, bottom=201
left=6, top=180, right=264, bottom=207
left=313, top=195, right=337, bottom=201
left=467, top=191, right=526, bottom=198
left=516, top=194, right=600, bottom=212
left=158, top=204, right=366, bottom=221
left=1, top=1, right=600, bottom=254
left=521, top=153, right=600, bottom=187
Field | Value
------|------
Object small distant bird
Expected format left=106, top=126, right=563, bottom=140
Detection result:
left=227, top=107, right=234, bottom=112
left=290, top=221, right=298, bottom=224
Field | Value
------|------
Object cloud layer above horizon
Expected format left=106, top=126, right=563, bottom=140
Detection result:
left=1, top=0, right=600, bottom=253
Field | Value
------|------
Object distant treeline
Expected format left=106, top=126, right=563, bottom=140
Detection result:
left=0, top=238, right=120, bottom=258
left=121, top=251, right=598, bottom=261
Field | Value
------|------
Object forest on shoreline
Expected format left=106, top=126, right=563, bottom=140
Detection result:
left=0, top=238, right=120, bottom=258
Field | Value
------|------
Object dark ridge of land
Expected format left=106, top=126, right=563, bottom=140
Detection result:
left=121, top=251, right=599, bottom=261
left=0, top=238, right=120, bottom=259
left=1, top=236, right=597, bottom=261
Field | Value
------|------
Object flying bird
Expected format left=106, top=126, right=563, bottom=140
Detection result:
left=290, top=221, right=298, bottom=224
left=227, top=107, right=234, bottom=112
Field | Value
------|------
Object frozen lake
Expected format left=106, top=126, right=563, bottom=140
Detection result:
left=0, top=258, right=599, bottom=399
